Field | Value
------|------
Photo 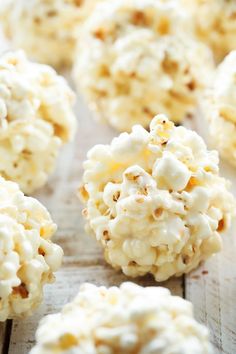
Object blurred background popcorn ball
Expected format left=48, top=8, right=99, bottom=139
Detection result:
left=0, top=177, right=63, bottom=321
left=79, top=115, right=235, bottom=281
left=183, top=0, right=236, bottom=63
left=73, top=0, right=214, bottom=132
left=30, top=282, right=213, bottom=354
left=203, top=51, right=236, bottom=167
left=0, top=50, right=77, bottom=194
left=0, top=0, right=100, bottom=68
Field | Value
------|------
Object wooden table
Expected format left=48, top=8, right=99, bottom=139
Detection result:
left=0, top=90, right=236, bottom=354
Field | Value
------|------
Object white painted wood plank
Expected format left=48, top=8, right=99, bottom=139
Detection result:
left=8, top=96, right=183, bottom=354
left=185, top=111, right=236, bottom=354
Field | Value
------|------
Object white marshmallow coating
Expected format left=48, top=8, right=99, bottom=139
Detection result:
left=80, top=115, right=235, bottom=281
left=30, top=282, right=213, bottom=354
left=0, top=176, right=63, bottom=321
left=0, top=50, right=77, bottom=194
left=73, top=0, right=213, bottom=131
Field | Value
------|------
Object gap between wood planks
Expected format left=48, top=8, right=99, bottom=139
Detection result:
left=1, top=320, right=12, bottom=354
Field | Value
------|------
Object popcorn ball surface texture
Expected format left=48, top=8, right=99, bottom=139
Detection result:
left=184, top=0, right=236, bottom=62
left=0, top=177, right=63, bottom=321
left=80, top=115, right=235, bottom=281
left=204, top=51, right=236, bottom=166
left=30, top=282, right=213, bottom=354
left=73, top=0, right=213, bottom=131
left=0, top=0, right=99, bottom=68
left=0, top=50, right=77, bottom=194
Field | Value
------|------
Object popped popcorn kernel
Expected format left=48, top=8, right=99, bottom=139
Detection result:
left=80, top=115, right=235, bottom=281
left=73, top=0, right=214, bottom=131
left=30, top=282, right=213, bottom=354
left=0, top=50, right=77, bottom=194
left=0, top=177, right=63, bottom=321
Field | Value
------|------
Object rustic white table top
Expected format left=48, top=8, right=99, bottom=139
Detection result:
left=0, top=80, right=235, bottom=354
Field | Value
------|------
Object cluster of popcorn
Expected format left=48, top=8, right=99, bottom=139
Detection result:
left=183, top=0, right=236, bottom=62
left=30, top=282, right=213, bottom=354
left=80, top=115, right=235, bottom=281
left=73, top=0, right=213, bottom=132
left=0, top=50, right=77, bottom=194
left=0, top=0, right=100, bottom=68
left=0, top=176, right=63, bottom=321
left=203, top=51, right=236, bottom=167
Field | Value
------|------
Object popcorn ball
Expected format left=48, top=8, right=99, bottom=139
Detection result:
left=0, top=176, right=63, bottom=321
left=73, top=0, right=213, bottom=131
left=0, top=50, right=77, bottom=194
left=80, top=115, right=235, bottom=281
left=0, top=0, right=100, bottom=68
left=30, top=282, right=213, bottom=354
left=183, top=0, right=236, bottom=62
left=204, top=51, right=236, bottom=166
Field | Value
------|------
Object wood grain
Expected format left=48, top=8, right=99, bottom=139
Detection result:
left=6, top=97, right=183, bottom=353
